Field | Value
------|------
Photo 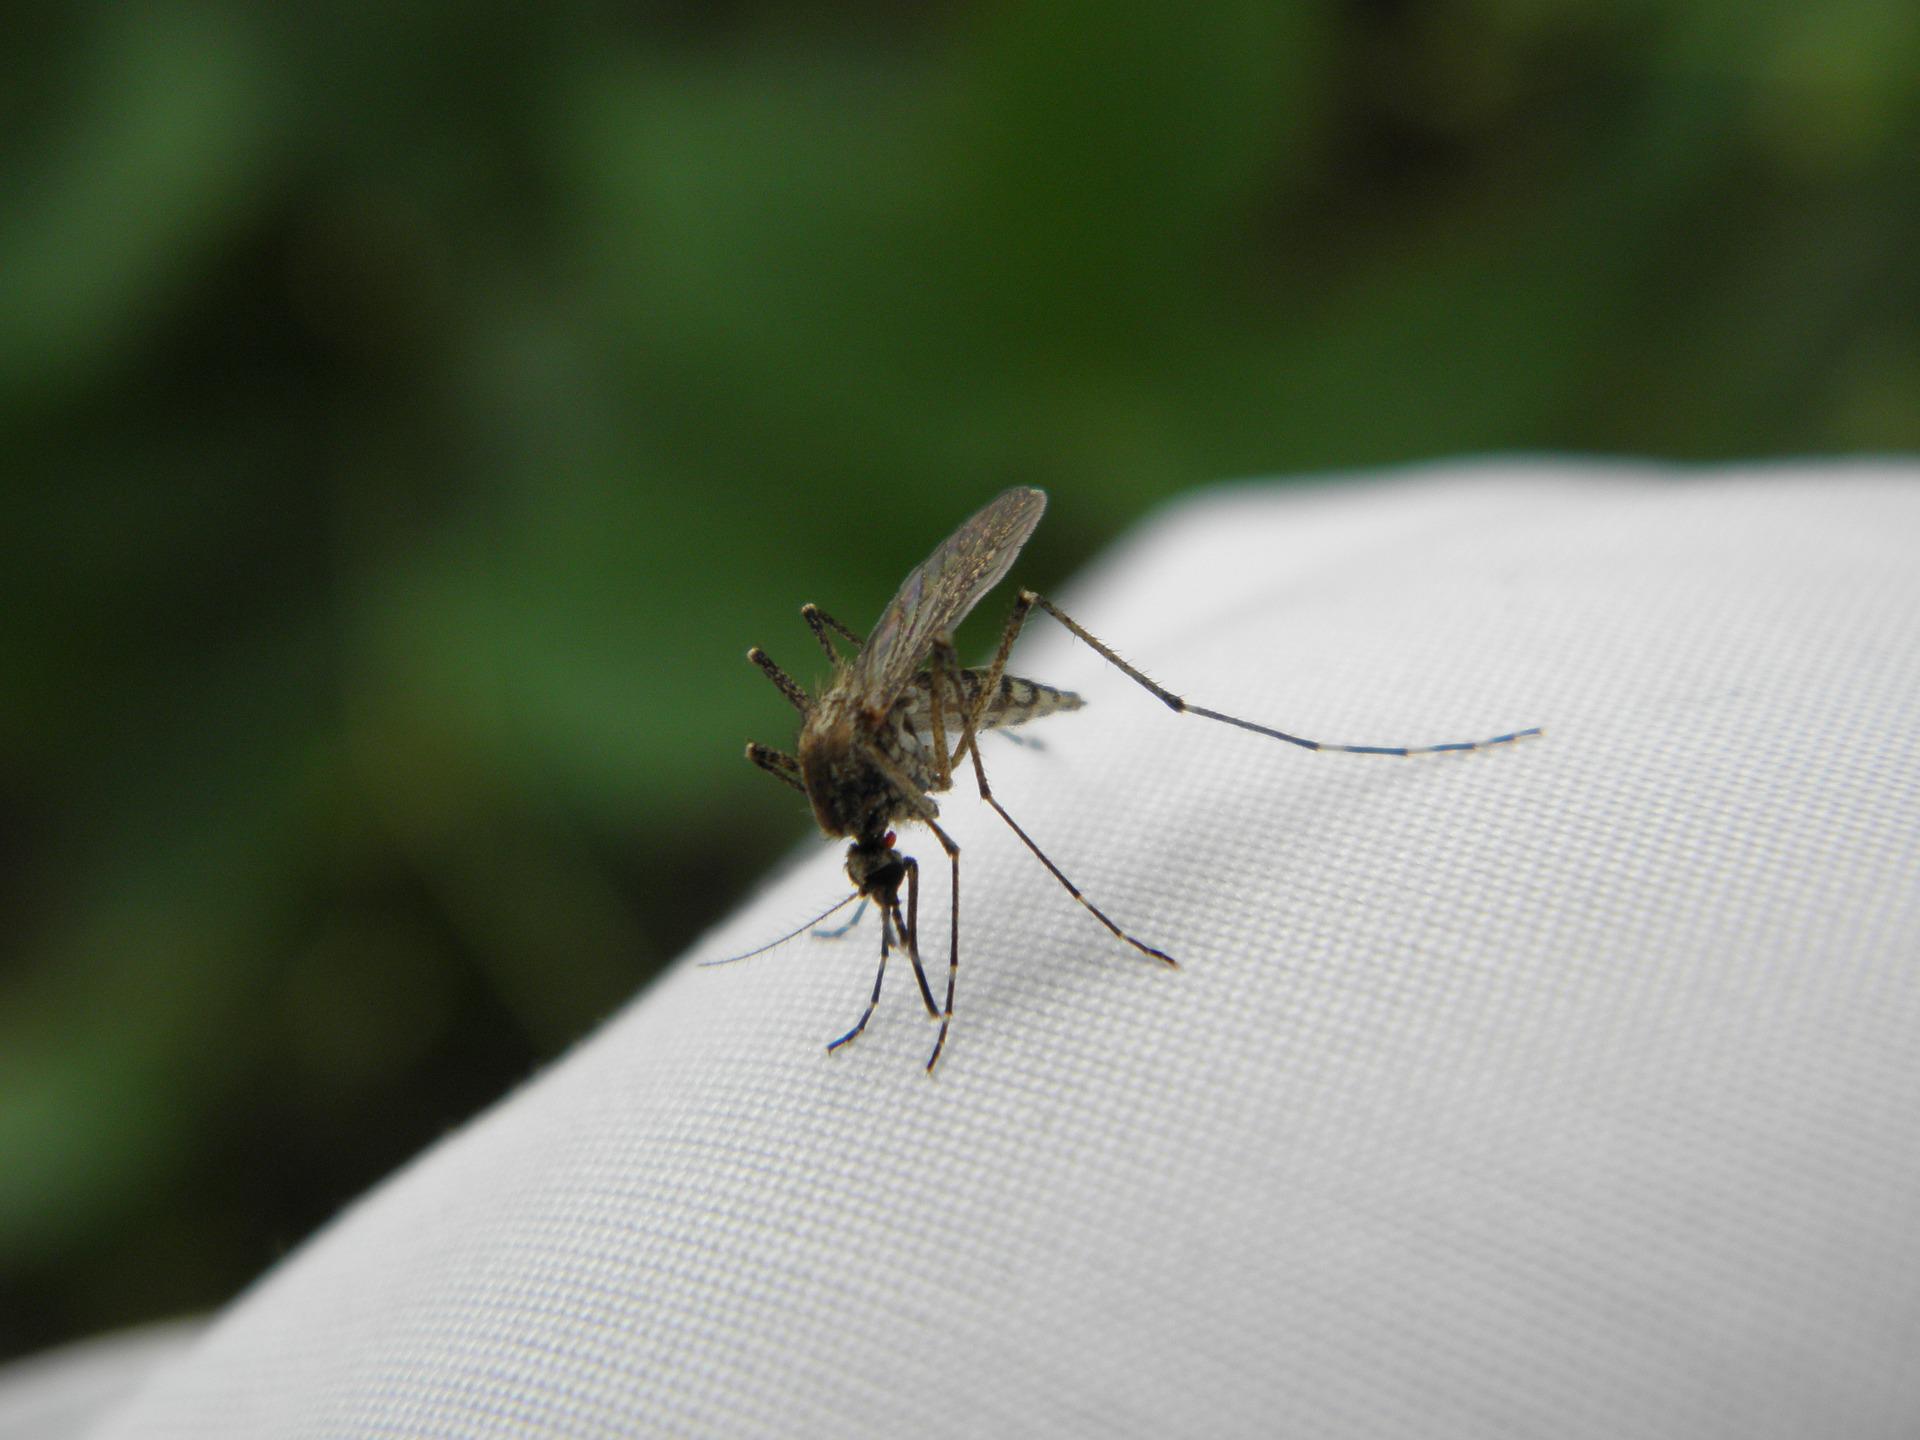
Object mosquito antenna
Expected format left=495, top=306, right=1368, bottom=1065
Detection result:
left=698, top=891, right=862, bottom=967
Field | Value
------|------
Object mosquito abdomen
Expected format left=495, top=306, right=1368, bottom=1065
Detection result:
left=893, top=670, right=1081, bottom=741
left=982, top=673, right=1082, bottom=730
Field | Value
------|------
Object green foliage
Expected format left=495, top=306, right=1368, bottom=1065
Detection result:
left=4, top=0, right=1917, bottom=1357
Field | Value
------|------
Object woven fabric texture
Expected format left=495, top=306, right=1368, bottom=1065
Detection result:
left=95, top=463, right=1920, bottom=1438
left=0, top=1323, right=200, bottom=1440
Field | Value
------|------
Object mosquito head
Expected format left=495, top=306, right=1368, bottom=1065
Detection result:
left=845, top=831, right=906, bottom=905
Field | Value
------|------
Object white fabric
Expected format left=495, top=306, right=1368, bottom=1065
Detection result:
left=92, top=462, right=1920, bottom=1438
left=0, top=1322, right=200, bottom=1440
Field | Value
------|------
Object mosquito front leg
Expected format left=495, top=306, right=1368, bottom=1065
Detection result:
left=920, top=817, right=962, bottom=1074
left=828, top=902, right=896, bottom=1054
left=847, top=745, right=960, bottom=1073
left=801, top=603, right=864, bottom=662
left=747, top=647, right=812, bottom=714
left=992, top=590, right=1542, bottom=756
left=895, top=856, right=940, bottom=1020
left=746, top=742, right=805, bottom=794
left=828, top=877, right=932, bottom=1055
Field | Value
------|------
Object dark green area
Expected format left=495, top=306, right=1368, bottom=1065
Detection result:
left=3, top=1, right=1916, bottom=1361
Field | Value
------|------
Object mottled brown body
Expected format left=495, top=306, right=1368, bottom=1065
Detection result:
left=737, top=487, right=1130, bottom=1073
left=798, top=669, right=1081, bottom=838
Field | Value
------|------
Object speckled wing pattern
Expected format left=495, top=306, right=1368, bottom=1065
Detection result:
left=850, top=487, right=1047, bottom=715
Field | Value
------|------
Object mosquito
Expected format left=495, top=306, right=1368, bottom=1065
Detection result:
left=710, top=487, right=1540, bottom=1074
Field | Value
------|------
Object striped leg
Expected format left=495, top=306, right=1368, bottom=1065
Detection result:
left=839, top=742, right=962, bottom=1074
left=828, top=858, right=941, bottom=1055
left=919, top=817, right=962, bottom=1075
left=980, top=590, right=1542, bottom=756
left=827, top=901, right=895, bottom=1054
left=747, top=648, right=812, bottom=714
left=746, top=742, right=805, bottom=793
left=802, top=603, right=864, bottom=662
left=933, top=637, right=1178, bottom=973
left=894, top=855, right=941, bottom=1021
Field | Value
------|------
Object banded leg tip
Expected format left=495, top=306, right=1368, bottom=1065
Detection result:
left=925, top=1027, right=953, bottom=1073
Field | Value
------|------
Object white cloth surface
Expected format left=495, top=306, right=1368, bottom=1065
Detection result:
left=0, top=1322, right=200, bottom=1440
left=91, top=462, right=1920, bottom=1438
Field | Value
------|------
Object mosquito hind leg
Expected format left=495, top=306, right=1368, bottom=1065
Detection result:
left=942, top=634, right=1177, bottom=970
left=925, top=632, right=998, bottom=784
left=982, top=589, right=1540, bottom=756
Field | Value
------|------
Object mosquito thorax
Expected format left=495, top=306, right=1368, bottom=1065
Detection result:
left=797, top=696, right=921, bottom=840
left=801, top=744, right=897, bottom=839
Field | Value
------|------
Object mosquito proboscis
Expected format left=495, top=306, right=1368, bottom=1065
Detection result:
left=724, top=487, right=1540, bottom=1073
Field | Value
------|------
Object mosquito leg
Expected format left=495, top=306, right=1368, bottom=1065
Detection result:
left=747, top=647, right=812, bottom=714
left=802, top=603, right=864, bottom=661
left=828, top=904, right=894, bottom=1054
left=951, top=673, right=1179, bottom=970
left=746, top=742, right=805, bottom=794
left=928, top=636, right=958, bottom=791
left=896, top=857, right=941, bottom=1020
left=973, top=592, right=1034, bottom=736
left=847, top=746, right=957, bottom=1072
left=922, top=818, right=962, bottom=1074
left=989, top=590, right=1542, bottom=755
left=930, top=635, right=997, bottom=781
left=812, top=897, right=869, bottom=939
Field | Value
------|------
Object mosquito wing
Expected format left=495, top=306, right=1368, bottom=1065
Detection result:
left=850, top=487, right=1047, bottom=714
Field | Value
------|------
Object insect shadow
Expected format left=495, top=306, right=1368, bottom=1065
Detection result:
left=705, top=487, right=1540, bottom=1074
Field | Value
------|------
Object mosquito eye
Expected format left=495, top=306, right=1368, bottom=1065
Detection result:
left=884, top=831, right=896, bottom=848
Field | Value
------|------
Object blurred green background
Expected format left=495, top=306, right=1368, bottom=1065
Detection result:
left=3, top=0, right=1916, bottom=1362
